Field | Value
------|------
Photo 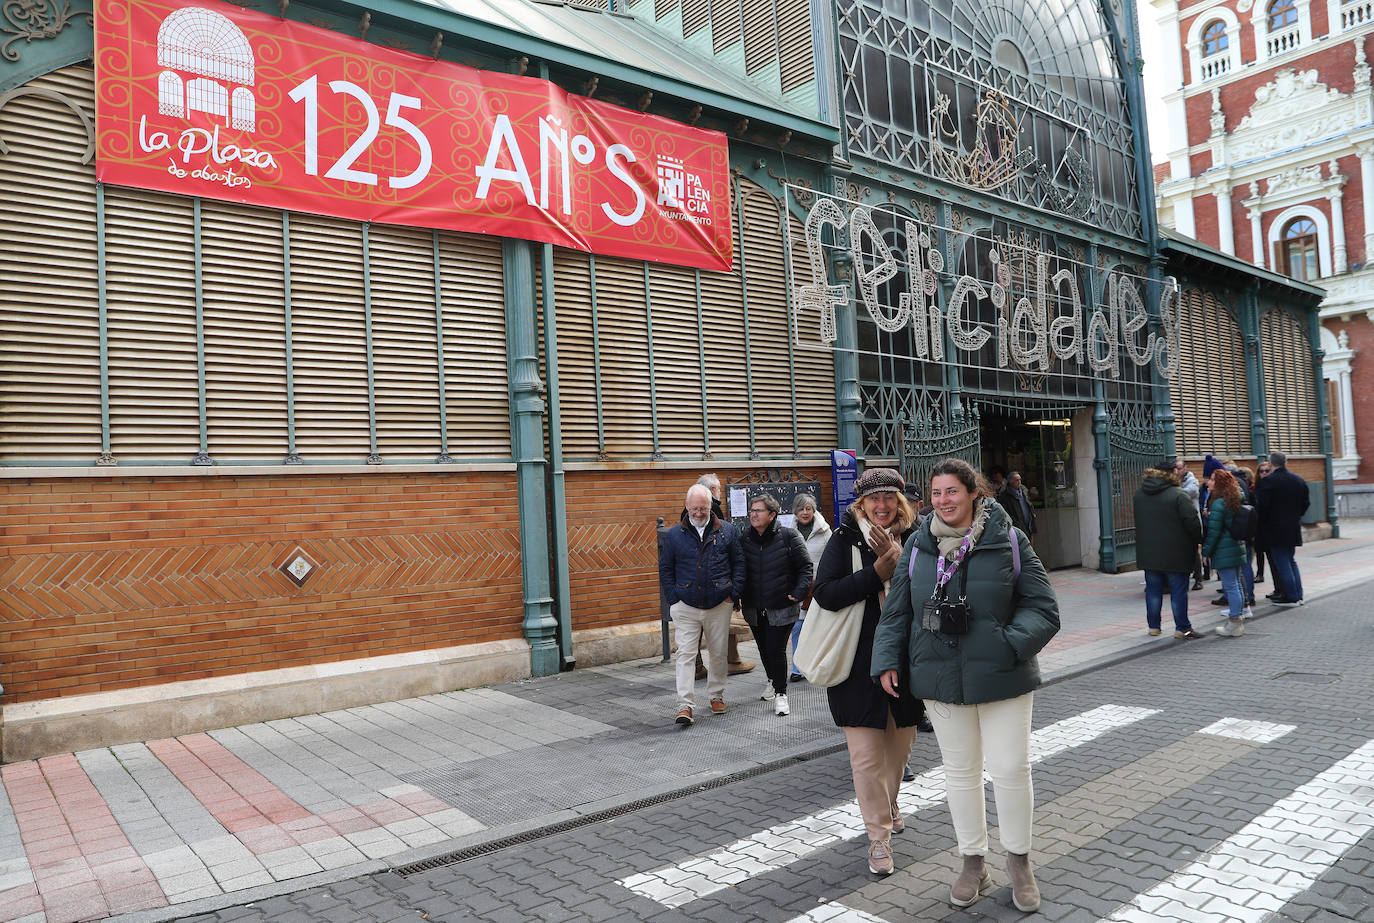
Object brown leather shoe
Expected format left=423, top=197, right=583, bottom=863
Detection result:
left=727, top=659, right=755, bottom=675
left=710, top=698, right=727, bottom=715
left=674, top=707, right=693, bottom=726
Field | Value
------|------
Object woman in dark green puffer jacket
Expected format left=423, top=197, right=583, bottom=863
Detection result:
left=872, top=458, right=1059, bottom=913
left=1203, top=467, right=1249, bottom=636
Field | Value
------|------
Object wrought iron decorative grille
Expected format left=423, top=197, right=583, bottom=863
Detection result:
left=838, top=0, right=1143, bottom=239
left=1107, top=400, right=1165, bottom=569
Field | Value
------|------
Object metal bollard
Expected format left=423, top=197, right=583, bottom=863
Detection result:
left=656, top=516, right=671, bottom=662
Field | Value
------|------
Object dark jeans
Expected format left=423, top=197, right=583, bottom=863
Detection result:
left=1144, top=570, right=1191, bottom=631
left=750, top=616, right=792, bottom=694
left=1270, top=546, right=1303, bottom=601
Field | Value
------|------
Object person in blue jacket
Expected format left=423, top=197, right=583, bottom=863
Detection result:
left=659, top=484, right=744, bottom=726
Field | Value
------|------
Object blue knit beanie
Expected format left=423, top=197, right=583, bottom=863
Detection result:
left=1203, top=454, right=1224, bottom=478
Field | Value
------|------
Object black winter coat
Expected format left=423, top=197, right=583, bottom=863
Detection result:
left=1255, top=467, right=1309, bottom=550
left=811, top=511, right=919, bottom=730
left=740, top=518, right=813, bottom=625
left=659, top=512, right=744, bottom=610
left=1133, top=472, right=1203, bottom=574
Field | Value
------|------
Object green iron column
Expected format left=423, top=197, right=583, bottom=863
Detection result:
left=1088, top=246, right=1115, bottom=572
left=1310, top=307, right=1340, bottom=537
left=826, top=167, right=862, bottom=455
left=540, top=242, right=576, bottom=669
left=504, top=238, right=559, bottom=676
left=1242, top=280, right=1269, bottom=459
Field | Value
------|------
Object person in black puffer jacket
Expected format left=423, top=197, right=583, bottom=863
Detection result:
left=810, top=467, right=919, bottom=878
left=739, top=492, right=812, bottom=716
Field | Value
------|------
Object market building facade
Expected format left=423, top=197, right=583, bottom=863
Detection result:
left=0, top=0, right=1331, bottom=760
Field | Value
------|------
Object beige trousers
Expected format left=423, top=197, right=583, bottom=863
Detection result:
left=924, top=692, right=1035, bottom=855
left=843, top=711, right=917, bottom=841
left=671, top=599, right=732, bottom=709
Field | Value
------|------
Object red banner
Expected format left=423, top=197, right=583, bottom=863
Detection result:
left=94, top=0, right=733, bottom=271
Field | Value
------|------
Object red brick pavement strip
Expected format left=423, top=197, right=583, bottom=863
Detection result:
left=0, top=755, right=168, bottom=923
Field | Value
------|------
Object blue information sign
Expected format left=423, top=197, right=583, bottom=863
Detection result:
left=831, top=449, right=858, bottom=525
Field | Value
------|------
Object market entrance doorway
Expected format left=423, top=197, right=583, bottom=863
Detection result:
left=980, top=409, right=1082, bottom=570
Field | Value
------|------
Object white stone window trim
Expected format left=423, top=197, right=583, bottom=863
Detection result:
left=1253, top=0, right=1313, bottom=64
left=1320, top=325, right=1361, bottom=479
left=1186, top=6, right=1242, bottom=84
left=1266, top=202, right=1333, bottom=279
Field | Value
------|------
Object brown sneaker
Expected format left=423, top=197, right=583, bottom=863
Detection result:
left=674, top=707, right=694, bottom=726
left=710, top=698, right=727, bottom=715
left=727, top=659, right=755, bottom=675
left=867, top=839, right=894, bottom=875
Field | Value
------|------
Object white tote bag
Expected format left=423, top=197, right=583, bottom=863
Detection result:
left=792, top=546, right=865, bottom=687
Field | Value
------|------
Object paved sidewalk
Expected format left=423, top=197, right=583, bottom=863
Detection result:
left=2, top=522, right=1371, bottom=923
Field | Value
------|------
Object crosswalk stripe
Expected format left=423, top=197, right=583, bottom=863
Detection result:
left=1100, top=738, right=1374, bottom=923
left=618, top=704, right=1158, bottom=909
left=785, top=902, right=892, bottom=922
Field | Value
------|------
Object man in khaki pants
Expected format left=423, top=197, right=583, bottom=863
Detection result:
left=694, top=473, right=755, bottom=676
left=661, top=484, right=745, bottom=725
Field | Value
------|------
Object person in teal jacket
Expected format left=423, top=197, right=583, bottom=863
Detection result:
left=873, top=458, right=1059, bottom=913
left=1203, top=467, right=1250, bottom=637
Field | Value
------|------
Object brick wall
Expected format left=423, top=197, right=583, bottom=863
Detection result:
left=0, top=472, right=525, bottom=704
left=563, top=465, right=834, bottom=633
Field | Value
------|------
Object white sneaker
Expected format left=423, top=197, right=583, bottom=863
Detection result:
left=760, top=680, right=775, bottom=701
left=775, top=693, right=790, bottom=716
left=1215, top=618, right=1245, bottom=637
left=1241, top=606, right=1254, bottom=620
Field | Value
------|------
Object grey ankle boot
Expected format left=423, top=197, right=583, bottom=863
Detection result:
left=950, top=853, right=991, bottom=907
left=1007, top=852, right=1040, bottom=912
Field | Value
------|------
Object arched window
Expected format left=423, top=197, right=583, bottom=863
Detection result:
left=1279, top=217, right=1319, bottom=280
left=1267, top=0, right=1298, bottom=31
left=995, top=39, right=1030, bottom=74
left=1201, top=20, right=1228, bottom=56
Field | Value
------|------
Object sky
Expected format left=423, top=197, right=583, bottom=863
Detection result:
left=1135, top=2, right=1173, bottom=164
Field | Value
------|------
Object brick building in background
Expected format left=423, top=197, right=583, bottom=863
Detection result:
left=1152, top=0, right=1374, bottom=514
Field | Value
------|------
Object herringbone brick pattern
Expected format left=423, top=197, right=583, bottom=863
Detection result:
left=0, top=532, right=521, bottom=620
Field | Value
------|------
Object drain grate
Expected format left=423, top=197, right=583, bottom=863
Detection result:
left=1269, top=671, right=1341, bottom=684
left=389, top=742, right=848, bottom=877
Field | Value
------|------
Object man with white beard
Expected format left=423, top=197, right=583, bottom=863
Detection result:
left=659, top=484, right=744, bottom=726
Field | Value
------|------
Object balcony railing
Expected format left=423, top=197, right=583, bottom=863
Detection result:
left=1342, top=0, right=1373, bottom=29
left=1201, top=55, right=1231, bottom=81
left=1265, top=23, right=1301, bottom=58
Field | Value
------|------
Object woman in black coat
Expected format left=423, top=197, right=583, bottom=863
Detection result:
left=810, top=468, right=918, bottom=877
left=740, top=492, right=813, bottom=716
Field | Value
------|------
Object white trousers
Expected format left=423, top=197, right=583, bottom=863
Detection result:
left=924, top=692, right=1035, bottom=856
left=672, top=599, right=732, bottom=709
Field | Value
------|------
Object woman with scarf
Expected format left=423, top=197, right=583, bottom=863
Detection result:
left=788, top=493, right=832, bottom=682
left=810, top=467, right=920, bottom=877
left=872, top=458, right=1060, bottom=912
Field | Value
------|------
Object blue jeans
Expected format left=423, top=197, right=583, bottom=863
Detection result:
left=1144, top=570, right=1191, bottom=631
left=1242, top=544, right=1255, bottom=603
left=1270, top=546, right=1303, bottom=601
left=789, top=619, right=804, bottom=678
left=1216, top=566, right=1245, bottom=619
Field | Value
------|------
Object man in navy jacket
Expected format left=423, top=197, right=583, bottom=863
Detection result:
left=1254, top=451, right=1310, bottom=606
left=660, top=484, right=745, bottom=725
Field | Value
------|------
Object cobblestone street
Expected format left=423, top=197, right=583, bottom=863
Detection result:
left=165, top=577, right=1374, bottom=923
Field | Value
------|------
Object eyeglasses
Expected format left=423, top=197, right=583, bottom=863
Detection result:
left=749, top=508, right=770, bottom=515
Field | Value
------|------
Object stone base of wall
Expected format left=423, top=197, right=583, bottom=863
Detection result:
left=0, top=638, right=531, bottom=764
left=1336, top=484, right=1374, bottom=519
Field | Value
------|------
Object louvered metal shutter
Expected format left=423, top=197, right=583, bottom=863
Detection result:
left=437, top=230, right=509, bottom=458
left=697, top=203, right=752, bottom=452
left=593, top=255, right=656, bottom=456
left=656, top=0, right=681, bottom=18
left=712, top=0, right=744, bottom=53
left=743, top=3, right=779, bottom=75
left=370, top=224, right=440, bottom=460
left=1260, top=309, right=1319, bottom=454
left=104, top=187, right=200, bottom=460
left=682, top=0, right=711, bottom=36
left=777, top=0, right=817, bottom=94
left=739, top=183, right=795, bottom=455
left=785, top=210, right=836, bottom=453
left=289, top=214, right=370, bottom=459
left=202, top=200, right=287, bottom=460
left=1169, top=288, right=1251, bottom=456
left=647, top=261, right=706, bottom=455
left=550, top=249, right=600, bottom=458
left=0, top=67, right=101, bottom=463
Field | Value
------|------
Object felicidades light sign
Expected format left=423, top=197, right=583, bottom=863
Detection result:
left=94, top=0, right=733, bottom=272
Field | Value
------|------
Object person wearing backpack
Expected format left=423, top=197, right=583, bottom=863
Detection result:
left=1204, top=468, right=1251, bottom=637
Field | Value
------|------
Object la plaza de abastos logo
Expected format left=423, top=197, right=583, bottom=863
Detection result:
left=140, top=5, right=276, bottom=185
